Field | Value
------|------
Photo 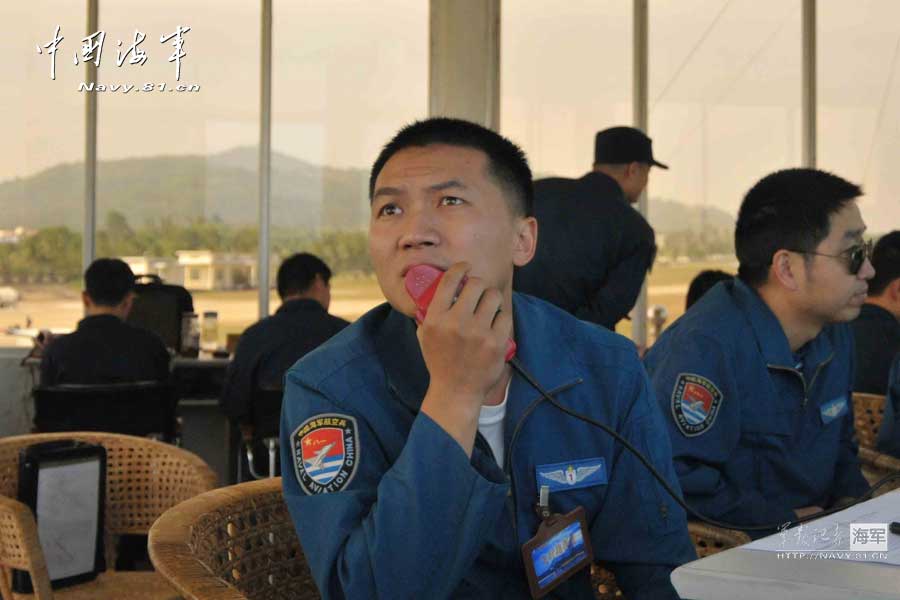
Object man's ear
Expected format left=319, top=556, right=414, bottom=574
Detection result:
left=770, top=249, right=802, bottom=291
left=512, top=216, right=538, bottom=268
left=120, top=293, right=135, bottom=317
left=81, top=291, right=91, bottom=309
left=887, top=277, right=900, bottom=304
left=625, top=161, right=642, bottom=180
left=313, top=274, right=329, bottom=294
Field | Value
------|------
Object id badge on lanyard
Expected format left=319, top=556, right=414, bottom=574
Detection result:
left=521, top=485, right=594, bottom=599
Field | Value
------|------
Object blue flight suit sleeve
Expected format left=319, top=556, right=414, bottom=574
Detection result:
left=646, top=334, right=796, bottom=528
left=877, top=355, right=900, bottom=457
left=830, top=346, right=870, bottom=500
left=590, top=366, right=696, bottom=600
left=280, top=373, right=509, bottom=600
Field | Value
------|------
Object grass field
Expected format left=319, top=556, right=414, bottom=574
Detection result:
left=0, top=259, right=737, bottom=348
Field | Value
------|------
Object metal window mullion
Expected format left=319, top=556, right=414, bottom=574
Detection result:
left=84, top=0, right=98, bottom=270
left=802, top=0, right=816, bottom=167
left=632, top=0, right=649, bottom=347
left=258, top=0, right=273, bottom=318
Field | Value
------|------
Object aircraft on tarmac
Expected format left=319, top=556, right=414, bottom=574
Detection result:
left=0, top=287, right=20, bottom=308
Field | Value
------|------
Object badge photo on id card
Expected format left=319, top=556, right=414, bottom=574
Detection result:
left=522, top=506, right=594, bottom=599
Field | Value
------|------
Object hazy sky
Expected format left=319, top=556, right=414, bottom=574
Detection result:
left=4, top=0, right=899, bottom=231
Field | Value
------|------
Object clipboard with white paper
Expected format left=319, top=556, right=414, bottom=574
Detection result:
left=14, top=440, right=107, bottom=593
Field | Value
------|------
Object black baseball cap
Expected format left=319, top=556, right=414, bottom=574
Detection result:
left=594, top=126, right=668, bottom=169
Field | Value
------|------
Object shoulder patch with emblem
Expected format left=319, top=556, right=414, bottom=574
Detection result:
left=291, top=413, right=359, bottom=495
left=671, top=373, right=723, bottom=437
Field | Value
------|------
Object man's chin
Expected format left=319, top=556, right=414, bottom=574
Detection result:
left=385, top=295, right=417, bottom=319
left=833, top=304, right=862, bottom=323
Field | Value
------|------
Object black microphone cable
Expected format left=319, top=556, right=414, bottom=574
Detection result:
left=507, top=356, right=900, bottom=535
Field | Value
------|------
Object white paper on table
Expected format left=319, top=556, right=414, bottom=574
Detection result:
left=35, top=459, right=101, bottom=580
left=744, top=490, right=900, bottom=566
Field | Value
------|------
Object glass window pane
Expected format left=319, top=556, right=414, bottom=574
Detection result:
left=820, top=0, right=900, bottom=234
left=96, top=1, right=260, bottom=347
left=501, top=1, right=632, bottom=179
left=272, top=0, right=427, bottom=322
left=0, top=3, right=85, bottom=347
left=647, top=0, right=801, bottom=338
left=501, top=1, right=634, bottom=335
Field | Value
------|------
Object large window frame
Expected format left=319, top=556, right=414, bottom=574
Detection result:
left=74, top=0, right=822, bottom=345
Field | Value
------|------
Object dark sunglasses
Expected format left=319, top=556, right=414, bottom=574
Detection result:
left=791, top=239, right=873, bottom=275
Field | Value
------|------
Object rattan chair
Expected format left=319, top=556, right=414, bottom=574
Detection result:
left=0, top=432, right=216, bottom=599
left=149, top=477, right=318, bottom=600
left=850, top=392, right=900, bottom=495
left=859, top=446, right=900, bottom=496
left=852, top=392, right=886, bottom=450
left=687, top=522, right=750, bottom=557
left=590, top=565, right=621, bottom=599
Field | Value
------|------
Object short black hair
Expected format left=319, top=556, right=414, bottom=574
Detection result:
left=277, top=253, right=332, bottom=299
left=85, top=258, right=135, bottom=306
left=869, top=231, right=900, bottom=295
left=686, top=270, right=732, bottom=310
left=735, top=168, right=863, bottom=287
left=369, top=117, right=534, bottom=217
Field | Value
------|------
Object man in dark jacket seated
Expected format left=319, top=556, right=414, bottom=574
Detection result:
left=221, top=253, right=349, bottom=475
left=39, top=257, right=171, bottom=571
left=40, top=258, right=170, bottom=386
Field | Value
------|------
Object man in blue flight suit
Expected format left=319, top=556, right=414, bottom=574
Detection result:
left=878, top=355, right=900, bottom=457
left=280, top=118, right=695, bottom=599
left=644, top=168, right=874, bottom=534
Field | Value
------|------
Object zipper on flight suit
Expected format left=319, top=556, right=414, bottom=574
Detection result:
left=767, top=353, right=834, bottom=408
left=501, top=379, right=582, bottom=542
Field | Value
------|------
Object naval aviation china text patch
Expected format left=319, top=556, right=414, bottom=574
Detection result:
left=291, top=413, right=359, bottom=495
left=671, top=373, right=722, bottom=437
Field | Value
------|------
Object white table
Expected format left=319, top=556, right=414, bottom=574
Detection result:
left=672, top=492, right=900, bottom=600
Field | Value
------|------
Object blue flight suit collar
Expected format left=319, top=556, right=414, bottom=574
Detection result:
left=373, top=293, right=584, bottom=432
left=731, top=278, right=834, bottom=372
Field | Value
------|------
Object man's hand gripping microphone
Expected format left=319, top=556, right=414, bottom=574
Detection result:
left=404, top=264, right=517, bottom=362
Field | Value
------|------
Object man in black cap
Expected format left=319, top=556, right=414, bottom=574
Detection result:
left=514, top=126, right=665, bottom=330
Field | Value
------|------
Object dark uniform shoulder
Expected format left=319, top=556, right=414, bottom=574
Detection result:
left=237, top=313, right=279, bottom=342
left=328, top=313, right=351, bottom=330
left=42, top=330, right=75, bottom=361
left=124, top=319, right=168, bottom=348
left=285, top=303, right=388, bottom=392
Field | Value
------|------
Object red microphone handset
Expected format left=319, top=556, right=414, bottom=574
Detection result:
left=404, top=264, right=517, bottom=362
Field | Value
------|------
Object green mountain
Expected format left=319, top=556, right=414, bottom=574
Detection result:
left=649, top=197, right=734, bottom=234
left=0, top=149, right=732, bottom=234
left=0, top=148, right=371, bottom=232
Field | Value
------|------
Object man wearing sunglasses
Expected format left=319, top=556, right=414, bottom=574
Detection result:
left=644, top=168, right=873, bottom=534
